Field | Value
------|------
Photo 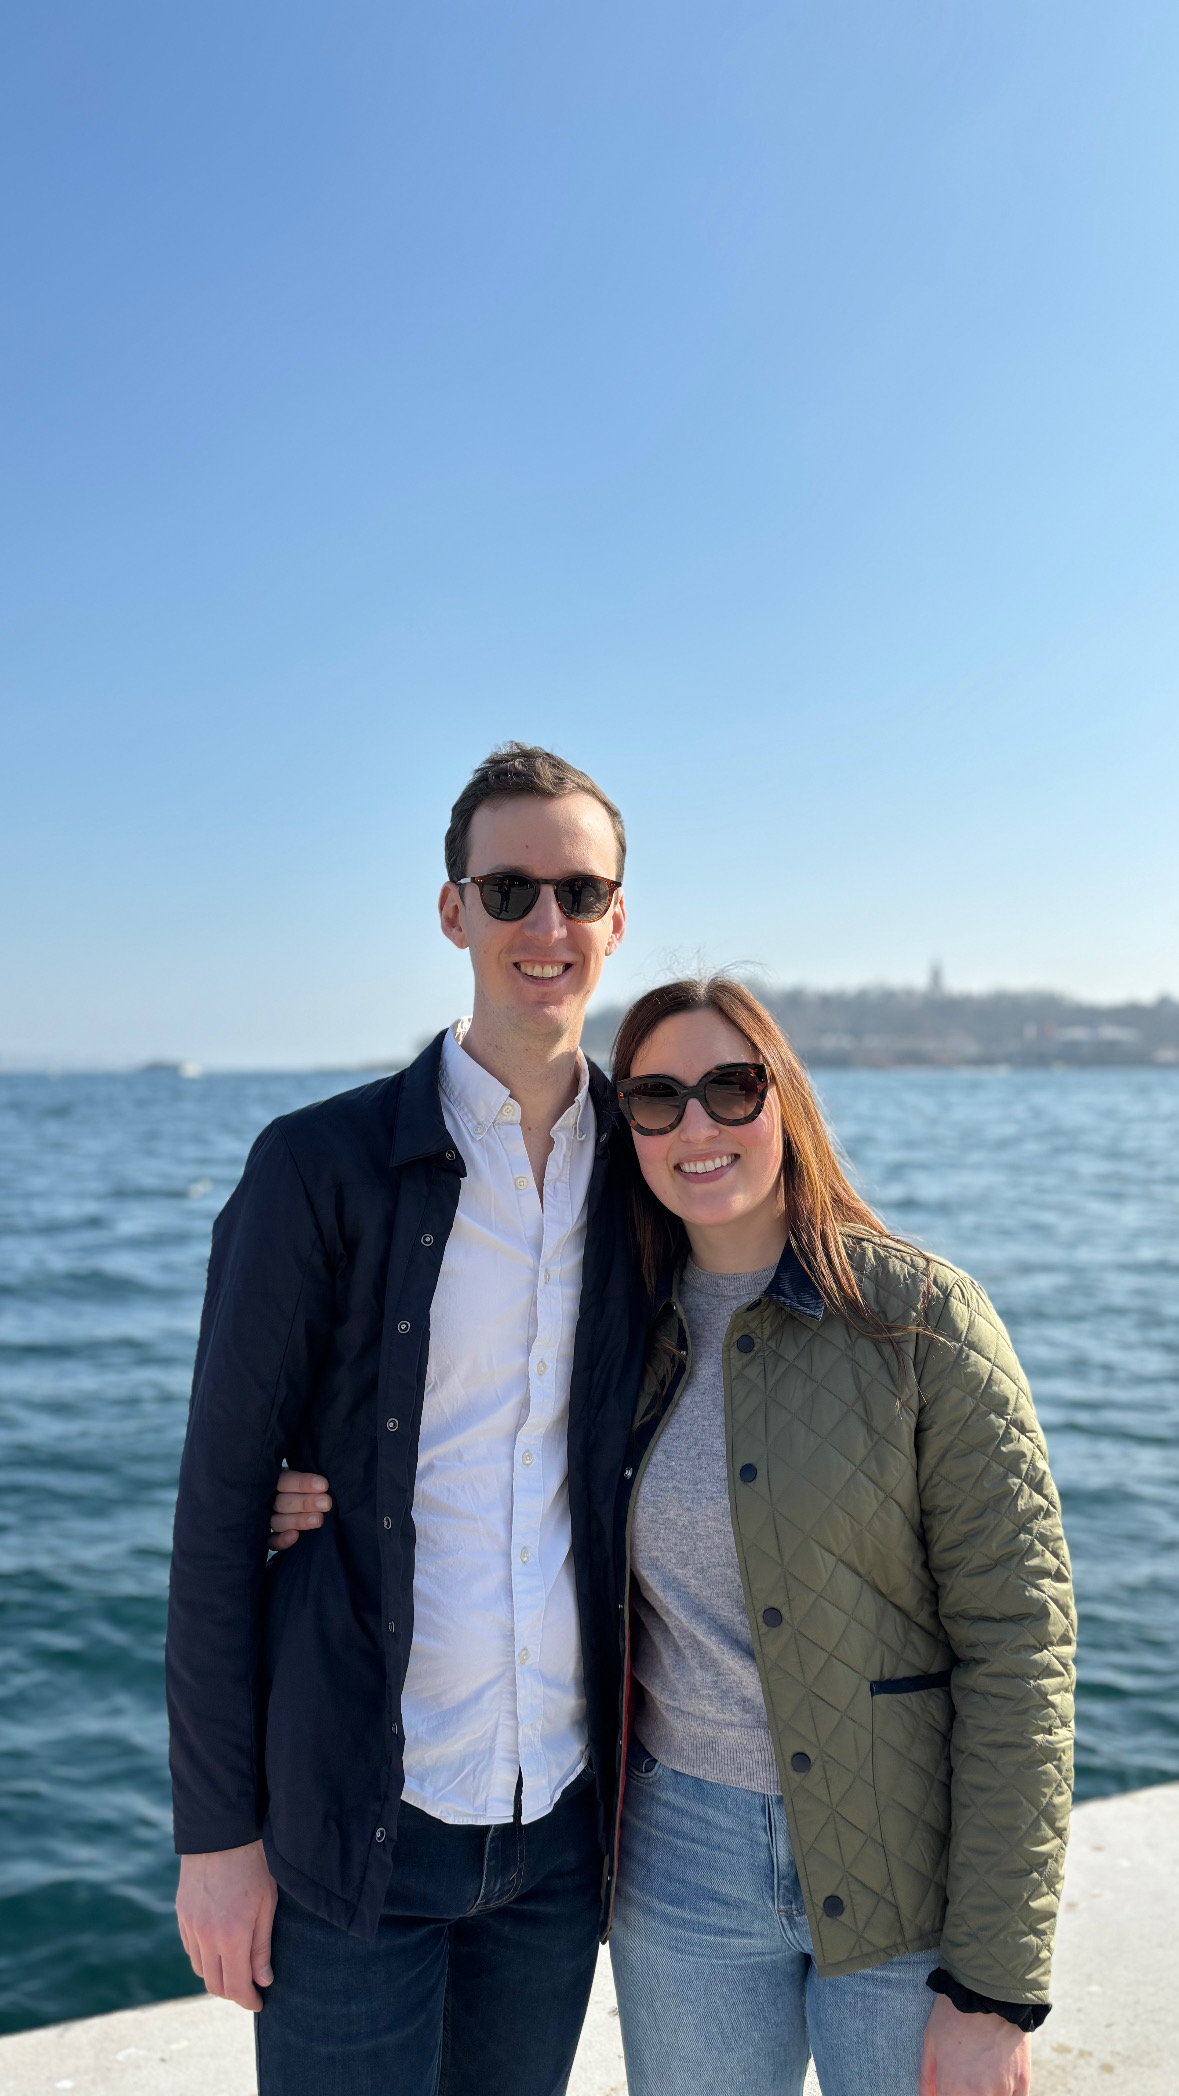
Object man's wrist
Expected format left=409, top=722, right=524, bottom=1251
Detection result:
left=926, top=1967, right=1051, bottom=2033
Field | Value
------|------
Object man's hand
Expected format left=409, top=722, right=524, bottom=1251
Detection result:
left=176, top=1841, right=278, bottom=2012
left=269, top=1469, right=332, bottom=1551
left=919, top=1994, right=1032, bottom=2096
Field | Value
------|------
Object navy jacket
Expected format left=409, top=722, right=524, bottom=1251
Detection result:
left=166, top=1034, right=650, bottom=1939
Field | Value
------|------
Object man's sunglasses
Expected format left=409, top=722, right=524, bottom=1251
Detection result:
left=616, top=1062, right=769, bottom=1136
left=455, top=873, right=622, bottom=923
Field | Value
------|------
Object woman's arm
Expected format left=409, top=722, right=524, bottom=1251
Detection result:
left=914, top=1273, right=1077, bottom=2010
left=269, top=1469, right=333, bottom=1550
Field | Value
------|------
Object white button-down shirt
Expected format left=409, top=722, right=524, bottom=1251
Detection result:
left=399, top=1021, right=595, bottom=1826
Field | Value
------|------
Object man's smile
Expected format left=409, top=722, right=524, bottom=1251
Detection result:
left=515, top=961, right=574, bottom=979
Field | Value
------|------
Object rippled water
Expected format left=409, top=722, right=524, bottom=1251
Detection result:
left=1, top=1068, right=1176, bottom=2034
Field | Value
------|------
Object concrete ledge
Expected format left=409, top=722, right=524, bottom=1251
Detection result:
left=2, top=1785, right=1173, bottom=2094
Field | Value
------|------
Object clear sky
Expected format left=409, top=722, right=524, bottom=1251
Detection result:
left=3, top=2, right=1177, bottom=1067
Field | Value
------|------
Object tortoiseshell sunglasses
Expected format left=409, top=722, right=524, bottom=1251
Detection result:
left=616, top=1062, right=769, bottom=1135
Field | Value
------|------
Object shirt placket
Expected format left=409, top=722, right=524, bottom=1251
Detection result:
left=509, top=1116, right=574, bottom=1801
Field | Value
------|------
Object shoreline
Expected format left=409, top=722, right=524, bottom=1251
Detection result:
left=1, top=1782, right=1173, bottom=2094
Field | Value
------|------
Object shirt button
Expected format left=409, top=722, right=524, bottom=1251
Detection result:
left=515, top=1175, right=529, bottom=1191
left=543, top=1268, right=550, bottom=1284
left=421, top=1233, right=433, bottom=1245
left=383, top=1516, right=392, bottom=1530
left=475, top=1122, right=485, bottom=1136
left=520, top=1547, right=530, bottom=1563
left=536, top=1360, right=547, bottom=1375
left=386, top=1417, right=399, bottom=1432
left=518, top=1648, right=530, bottom=1664
left=521, top=1450, right=535, bottom=1467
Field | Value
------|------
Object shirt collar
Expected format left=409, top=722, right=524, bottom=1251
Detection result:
left=440, top=1020, right=593, bottom=1143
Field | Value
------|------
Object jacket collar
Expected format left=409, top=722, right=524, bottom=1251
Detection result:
left=389, top=1031, right=619, bottom=1173
left=764, top=1240, right=826, bottom=1322
left=389, top=1030, right=460, bottom=1170
left=655, top=1237, right=826, bottom=1324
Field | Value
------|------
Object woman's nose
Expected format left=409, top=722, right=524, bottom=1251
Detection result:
left=679, top=1097, right=718, bottom=1139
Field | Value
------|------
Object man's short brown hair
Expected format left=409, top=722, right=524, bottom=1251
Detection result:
left=444, top=742, right=626, bottom=883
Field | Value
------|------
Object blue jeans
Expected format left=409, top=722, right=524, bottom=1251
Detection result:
left=611, top=1748, right=938, bottom=2096
left=256, top=1770, right=600, bottom=2096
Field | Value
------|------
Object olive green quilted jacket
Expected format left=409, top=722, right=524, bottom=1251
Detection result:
left=611, top=1233, right=1076, bottom=2005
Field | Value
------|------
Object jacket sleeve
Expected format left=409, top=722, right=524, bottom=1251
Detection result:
left=914, top=1277, right=1076, bottom=2005
left=166, top=1122, right=336, bottom=1854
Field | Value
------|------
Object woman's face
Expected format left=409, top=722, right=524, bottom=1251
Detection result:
left=626, top=1007, right=786, bottom=1243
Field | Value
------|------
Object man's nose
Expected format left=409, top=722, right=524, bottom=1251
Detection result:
left=523, top=887, right=568, bottom=942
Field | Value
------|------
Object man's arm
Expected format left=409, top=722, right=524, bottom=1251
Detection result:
left=167, top=1123, right=335, bottom=1998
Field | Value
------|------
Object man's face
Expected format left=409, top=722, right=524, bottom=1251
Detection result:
left=439, top=792, right=626, bottom=1041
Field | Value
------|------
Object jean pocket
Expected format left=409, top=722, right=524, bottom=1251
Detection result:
left=625, top=1739, right=661, bottom=1782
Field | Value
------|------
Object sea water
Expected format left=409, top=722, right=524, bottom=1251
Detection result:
left=1, top=1067, right=1176, bottom=2033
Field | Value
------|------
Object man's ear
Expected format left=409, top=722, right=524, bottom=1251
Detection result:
left=603, top=890, right=626, bottom=958
left=438, top=882, right=469, bottom=952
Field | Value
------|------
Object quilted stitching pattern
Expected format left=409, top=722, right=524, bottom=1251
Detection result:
left=698, top=1234, right=1076, bottom=2000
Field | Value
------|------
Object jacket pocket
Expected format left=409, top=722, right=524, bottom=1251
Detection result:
left=870, top=1675, right=953, bottom=1946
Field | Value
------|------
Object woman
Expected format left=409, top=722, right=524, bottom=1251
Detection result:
left=271, top=977, right=1074, bottom=2096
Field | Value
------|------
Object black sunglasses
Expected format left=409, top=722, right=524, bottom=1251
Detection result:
left=616, top=1062, right=769, bottom=1135
left=455, top=872, right=622, bottom=923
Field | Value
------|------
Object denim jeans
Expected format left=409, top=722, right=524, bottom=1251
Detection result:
left=256, top=1770, right=600, bottom=2096
left=610, top=1747, right=938, bottom=2096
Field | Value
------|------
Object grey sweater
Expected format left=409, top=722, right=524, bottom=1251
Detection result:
left=630, top=1259, right=782, bottom=1794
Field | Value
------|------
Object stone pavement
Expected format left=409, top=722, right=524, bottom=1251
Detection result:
left=1, top=1783, right=1173, bottom=2095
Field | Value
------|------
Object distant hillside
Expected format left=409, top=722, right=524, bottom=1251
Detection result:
left=581, top=986, right=1179, bottom=1070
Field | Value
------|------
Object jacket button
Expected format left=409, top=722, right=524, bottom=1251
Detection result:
left=739, top=1463, right=757, bottom=1483
left=823, top=1894, right=845, bottom=1918
left=445, top=1150, right=455, bottom=1161
left=421, top=1233, right=434, bottom=1245
left=791, top=1751, right=811, bottom=1773
left=386, top=1417, right=399, bottom=1431
left=397, top=1320, right=411, bottom=1334
left=383, top=1516, right=392, bottom=1530
left=375, top=1827, right=386, bottom=1842
left=762, top=1607, right=783, bottom=1628
left=387, top=1621, right=395, bottom=1633
left=391, top=1721, right=399, bottom=1736
left=736, top=1334, right=755, bottom=1353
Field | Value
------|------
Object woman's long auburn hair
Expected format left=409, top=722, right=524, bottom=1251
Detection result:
left=611, top=975, right=926, bottom=1342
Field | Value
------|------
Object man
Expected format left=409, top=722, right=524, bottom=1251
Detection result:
left=167, top=743, right=650, bottom=2095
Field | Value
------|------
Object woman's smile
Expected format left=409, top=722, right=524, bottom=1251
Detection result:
left=674, top=1153, right=738, bottom=1178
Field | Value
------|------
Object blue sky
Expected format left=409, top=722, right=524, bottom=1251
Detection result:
left=2, top=2, right=1177, bottom=1066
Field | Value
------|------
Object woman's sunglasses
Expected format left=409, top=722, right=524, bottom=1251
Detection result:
left=616, top=1062, right=769, bottom=1136
left=455, top=873, right=622, bottom=923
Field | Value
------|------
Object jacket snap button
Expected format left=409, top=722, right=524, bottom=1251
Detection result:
left=445, top=1150, right=456, bottom=1162
left=397, top=1320, right=411, bottom=1334
left=762, top=1607, right=783, bottom=1628
left=791, top=1751, right=812, bottom=1774
left=739, top=1463, right=757, bottom=1483
left=374, top=1827, right=386, bottom=1842
left=736, top=1334, right=755, bottom=1353
left=421, top=1233, right=434, bottom=1245
left=386, top=1418, right=399, bottom=1432
left=822, top=1894, right=845, bottom=1918
left=383, top=1516, right=392, bottom=1530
